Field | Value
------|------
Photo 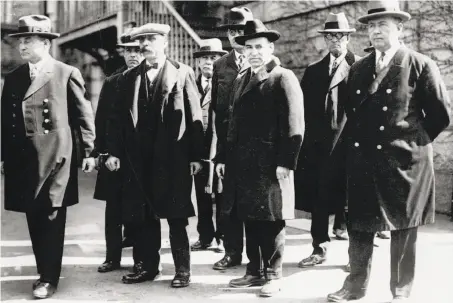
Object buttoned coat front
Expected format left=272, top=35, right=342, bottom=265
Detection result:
left=220, top=58, right=305, bottom=221
left=1, top=58, right=95, bottom=213
left=105, top=59, right=204, bottom=222
left=345, top=47, right=450, bottom=232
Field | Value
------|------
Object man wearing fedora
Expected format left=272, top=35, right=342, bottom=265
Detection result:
left=327, top=1, right=450, bottom=302
left=94, top=26, right=144, bottom=274
left=221, top=20, right=304, bottom=297
left=190, top=39, right=227, bottom=253
left=205, top=6, right=254, bottom=271
left=104, top=23, right=204, bottom=288
left=1, top=15, right=96, bottom=298
left=295, top=12, right=360, bottom=268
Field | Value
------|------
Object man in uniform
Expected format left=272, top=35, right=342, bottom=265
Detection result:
left=327, top=1, right=450, bottom=302
left=190, top=39, right=227, bottom=252
left=206, top=6, right=254, bottom=271
left=295, top=12, right=360, bottom=268
left=1, top=15, right=96, bottom=299
left=94, top=26, right=144, bottom=273
left=222, top=20, right=304, bottom=297
left=104, top=23, right=204, bottom=288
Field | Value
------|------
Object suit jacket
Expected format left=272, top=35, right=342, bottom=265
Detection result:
left=295, top=50, right=360, bottom=213
left=105, top=58, right=204, bottom=221
left=345, top=46, right=450, bottom=232
left=222, top=58, right=305, bottom=221
left=1, top=57, right=95, bottom=212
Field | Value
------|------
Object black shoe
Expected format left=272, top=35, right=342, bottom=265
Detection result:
left=98, top=260, right=120, bottom=273
left=229, top=274, right=266, bottom=288
left=171, top=272, right=191, bottom=288
left=33, top=282, right=57, bottom=299
left=213, top=255, right=242, bottom=270
left=327, top=287, right=365, bottom=302
left=122, top=237, right=133, bottom=248
left=32, top=279, right=40, bottom=290
left=298, top=254, right=326, bottom=268
left=190, top=239, right=212, bottom=251
left=122, top=266, right=161, bottom=284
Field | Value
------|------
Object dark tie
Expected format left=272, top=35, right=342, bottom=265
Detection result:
left=375, top=52, right=386, bottom=74
left=330, top=58, right=339, bottom=76
left=204, top=79, right=211, bottom=94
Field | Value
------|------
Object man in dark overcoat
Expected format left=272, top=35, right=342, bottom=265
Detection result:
left=221, top=20, right=304, bottom=297
left=104, top=23, right=204, bottom=288
left=295, top=12, right=360, bottom=268
left=205, top=6, right=254, bottom=270
left=1, top=15, right=96, bottom=299
left=190, top=39, right=227, bottom=252
left=94, top=27, right=144, bottom=273
left=327, top=1, right=451, bottom=302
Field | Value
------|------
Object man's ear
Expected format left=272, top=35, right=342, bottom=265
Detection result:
left=270, top=42, right=275, bottom=53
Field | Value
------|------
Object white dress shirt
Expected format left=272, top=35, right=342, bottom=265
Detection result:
left=28, top=54, right=51, bottom=79
left=329, top=52, right=346, bottom=75
left=146, top=55, right=166, bottom=83
left=375, top=43, right=401, bottom=69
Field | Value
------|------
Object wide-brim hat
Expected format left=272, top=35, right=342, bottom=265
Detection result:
left=364, top=45, right=374, bottom=53
left=219, top=7, right=253, bottom=29
left=130, top=23, right=171, bottom=40
left=194, top=38, right=228, bottom=58
left=9, top=15, right=60, bottom=39
left=117, top=27, right=140, bottom=47
left=358, top=0, right=411, bottom=24
left=318, top=12, right=356, bottom=33
left=235, top=19, right=280, bottom=46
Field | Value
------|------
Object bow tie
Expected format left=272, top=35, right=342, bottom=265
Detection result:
left=145, top=63, right=159, bottom=71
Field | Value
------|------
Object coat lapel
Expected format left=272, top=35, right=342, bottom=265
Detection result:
left=152, top=59, right=179, bottom=117
left=240, top=58, right=279, bottom=98
left=201, top=85, right=212, bottom=107
left=226, top=51, right=239, bottom=72
left=23, top=57, right=55, bottom=100
left=128, top=62, right=144, bottom=128
left=329, top=58, right=350, bottom=90
left=356, top=52, right=377, bottom=108
left=375, top=46, right=405, bottom=89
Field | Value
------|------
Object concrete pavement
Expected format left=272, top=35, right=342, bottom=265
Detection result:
left=1, top=171, right=452, bottom=302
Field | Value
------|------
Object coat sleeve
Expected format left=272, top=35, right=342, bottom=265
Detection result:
left=1, top=75, right=11, bottom=162
left=94, top=76, right=116, bottom=155
left=419, top=58, right=451, bottom=141
left=183, top=67, right=204, bottom=162
left=68, top=67, right=96, bottom=158
left=277, top=70, right=305, bottom=170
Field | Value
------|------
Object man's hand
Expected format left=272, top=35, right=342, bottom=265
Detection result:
left=82, top=157, right=96, bottom=173
left=105, top=156, right=120, bottom=172
left=276, top=166, right=290, bottom=180
left=216, top=163, right=225, bottom=179
left=190, top=162, right=202, bottom=175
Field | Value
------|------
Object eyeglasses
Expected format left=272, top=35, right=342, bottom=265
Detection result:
left=324, top=33, right=348, bottom=41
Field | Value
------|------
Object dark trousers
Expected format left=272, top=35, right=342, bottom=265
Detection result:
left=26, top=207, right=67, bottom=286
left=344, top=227, right=417, bottom=297
left=133, top=216, right=190, bottom=274
left=245, top=220, right=285, bottom=280
left=311, top=203, right=347, bottom=255
left=194, top=172, right=222, bottom=243
left=105, top=197, right=122, bottom=263
left=223, top=198, right=244, bottom=258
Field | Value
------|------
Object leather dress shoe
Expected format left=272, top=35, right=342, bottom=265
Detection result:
left=171, top=272, right=191, bottom=288
left=33, top=282, right=57, bottom=299
left=229, top=274, right=266, bottom=288
left=259, top=279, right=281, bottom=297
left=213, top=255, right=242, bottom=270
left=122, top=267, right=161, bottom=284
left=376, top=231, right=390, bottom=239
left=334, top=229, right=349, bottom=240
left=298, top=254, right=326, bottom=268
left=98, top=261, right=120, bottom=273
left=327, top=287, right=365, bottom=302
left=190, top=239, right=212, bottom=251
left=32, top=279, right=40, bottom=290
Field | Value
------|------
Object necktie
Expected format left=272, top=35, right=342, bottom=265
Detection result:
left=30, top=65, right=37, bottom=81
left=145, top=62, right=159, bottom=71
left=330, top=58, right=339, bottom=76
left=238, top=54, right=245, bottom=70
left=204, top=78, right=211, bottom=94
left=376, top=52, right=386, bottom=74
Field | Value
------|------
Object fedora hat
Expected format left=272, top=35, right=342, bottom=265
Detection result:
left=234, top=19, right=280, bottom=46
left=318, top=12, right=356, bottom=33
left=9, top=15, right=60, bottom=39
left=358, top=0, right=411, bottom=24
left=117, top=27, right=140, bottom=48
left=130, top=23, right=171, bottom=40
left=219, top=7, right=253, bottom=29
left=364, top=43, right=374, bottom=53
left=194, top=38, right=227, bottom=58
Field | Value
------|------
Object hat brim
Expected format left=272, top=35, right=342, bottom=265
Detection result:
left=117, top=42, right=140, bottom=47
left=194, top=50, right=228, bottom=58
left=8, top=32, right=60, bottom=39
left=363, top=46, right=374, bottom=53
left=358, top=11, right=411, bottom=24
left=318, top=28, right=356, bottom=33
left=235, top=31, right=280, bottom=46
left=131, top=32, right=167, bottom=40
left=218, top=24, right=247, bottom=30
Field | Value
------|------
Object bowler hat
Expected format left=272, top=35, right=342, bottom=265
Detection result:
left=9, top=15, right=60, bottom=39
left=117, top=27, right=140, bottom=48
left=234, top=20, right=280, bottom=46
left=131, top=23, right=171, bottom=39
left=193, top=39, right=227, bottom=58
left=318, top=13, right=356, bottom=33
left=358, top=0, right=411, bottom=24
left=219, top=7, right=253, bottom=29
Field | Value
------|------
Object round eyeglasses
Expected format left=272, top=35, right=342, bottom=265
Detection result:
left=324, top=33, right=348, bottom=41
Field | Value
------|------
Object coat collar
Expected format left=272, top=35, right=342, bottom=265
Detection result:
left=239, top=57, right=280, bottom=98
left=329, top=50, right=356, bottom=89
left=226, top=50, right=240, bottom=71
left=23, top=57, right=56, bottom=100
